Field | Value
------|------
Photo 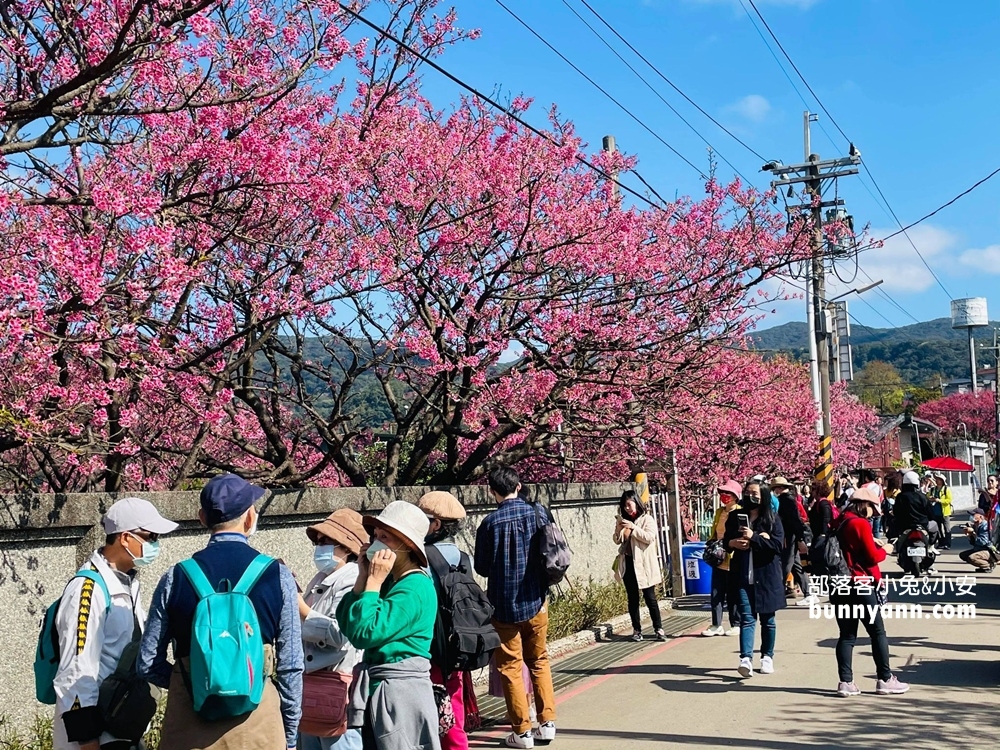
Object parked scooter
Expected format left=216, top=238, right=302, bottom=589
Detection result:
left=896, top=526, right=937, bottom=576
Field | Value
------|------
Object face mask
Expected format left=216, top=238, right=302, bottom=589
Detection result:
left=314, top=544, right=340, bottom=573
left=247, top=510, right=259, bottom=537
left=366, top=540, right=404, bottom=561
left=742, top=495, right=760, bottom=508
left=127, top=536, right=160, bottom=568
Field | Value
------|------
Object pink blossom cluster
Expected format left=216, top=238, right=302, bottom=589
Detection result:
left=0, top=0, right=878, bottom=492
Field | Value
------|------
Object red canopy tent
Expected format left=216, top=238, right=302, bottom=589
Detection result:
left=921, top=456, right=974, bottom=471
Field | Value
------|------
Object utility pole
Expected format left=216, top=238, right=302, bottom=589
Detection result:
left=603, top=135, right=620, bottom=201
left=765, top=111, right=861, bottom=492
left=985, top=328, right=1000, bottom=472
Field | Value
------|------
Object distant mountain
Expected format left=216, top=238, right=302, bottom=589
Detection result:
left=751, top=317, right=1000, bottom=385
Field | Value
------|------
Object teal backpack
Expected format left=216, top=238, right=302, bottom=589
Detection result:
left=35, top=569, right=112, bottom=704
left=178, top=554, right=273, bottom=720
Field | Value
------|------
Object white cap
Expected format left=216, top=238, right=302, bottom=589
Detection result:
left=902, top=471, right=920, bottom=486
left=102, top=497, right=179, bottom=535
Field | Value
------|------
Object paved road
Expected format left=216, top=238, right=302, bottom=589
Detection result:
left=472, top=548, right=1000, bottom=749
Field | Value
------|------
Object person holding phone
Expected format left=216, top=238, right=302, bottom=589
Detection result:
left=723, top=481, right=785, bottom=679
left=613, top=490, right=665, bottom=642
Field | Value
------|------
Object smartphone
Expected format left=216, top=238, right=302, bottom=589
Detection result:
left=737, top=513, right=749, bottom=530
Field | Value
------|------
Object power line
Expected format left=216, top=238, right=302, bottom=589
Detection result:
left=493, top=0, right=706, bottom=178
left=856, top=266, right=923, bottom=326
left=335, top=3, right=668, bottom=211
left=577, top=0, right=768, bottom=163
left=557, top=0, right=752, bottom=182
left=735, top=0, right=919, bottom=320
left=861, top=167, right=955, bottom=299
left=743, top=0, right=955, bottom=300
left=869, top=164, right=1000, bottom=245
left=744, top=0, right=849, bottom=143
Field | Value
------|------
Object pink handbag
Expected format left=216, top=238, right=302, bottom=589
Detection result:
left=300, top=670, right=353, bottom=738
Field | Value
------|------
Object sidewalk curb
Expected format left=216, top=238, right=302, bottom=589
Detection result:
left=546, top=598, right=677, bottom=660
left=471, top=599, right=676, bottom=687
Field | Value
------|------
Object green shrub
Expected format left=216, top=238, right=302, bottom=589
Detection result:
left=0, top=715, right=52, bottom=750
left=547, top=579, right=630, bottom=641
left=0, top=702, right=165, bottom=750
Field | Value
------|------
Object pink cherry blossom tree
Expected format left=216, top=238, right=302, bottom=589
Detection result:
left=917, top=390, right=997, bottom=444
left=0, top=0, right=833, bottom=492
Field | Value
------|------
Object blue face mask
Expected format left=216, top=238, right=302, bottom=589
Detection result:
left=366, top=540, right=406, bottom=561
left=128, top=536, right=160, bottom=568
left=314, top=544, right=340, bottom=573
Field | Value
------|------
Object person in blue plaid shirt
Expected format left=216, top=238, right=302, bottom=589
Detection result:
left=474, top=466, right=556, bottom=749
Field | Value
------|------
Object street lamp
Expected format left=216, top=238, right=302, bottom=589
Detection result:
left=826, top=279, right=884, bottom=305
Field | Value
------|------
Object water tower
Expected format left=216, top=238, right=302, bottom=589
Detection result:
left=951, top=297, right=989, bottom=392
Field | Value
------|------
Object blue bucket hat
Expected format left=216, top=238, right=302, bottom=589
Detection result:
left=200, top=474, right=266, bottom=526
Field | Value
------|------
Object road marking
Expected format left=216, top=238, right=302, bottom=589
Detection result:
left=471, top=626, right=702, bottom=745
left=555, top=632, right=696, bottom=704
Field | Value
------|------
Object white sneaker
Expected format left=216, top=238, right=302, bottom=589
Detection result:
left=506, top=730, right=535, bottom=749
left=533, top=722, right=556, bottom=743
left=796, top=594, right=819, bottom=607
left=701, top=625, right=725, bottom=637
left=738, top=657, right=753, bottom=678
left=725, top=625, right=740, bottom=636
left=760, top=655, right=774, bottom=674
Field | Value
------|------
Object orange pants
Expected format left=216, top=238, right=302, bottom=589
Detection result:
left=492, top=605, right=557, bottom=734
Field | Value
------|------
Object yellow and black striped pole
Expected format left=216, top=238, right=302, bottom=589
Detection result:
left=816, top=434, right=834, bottom=496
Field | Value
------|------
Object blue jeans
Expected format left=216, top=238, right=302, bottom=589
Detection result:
left=299, top=729, right=363, bottom=750
left=871, top=516, right=882, bottom=538
left=736, top=587, right=776, bottom=659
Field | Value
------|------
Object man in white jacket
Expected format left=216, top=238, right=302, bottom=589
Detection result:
left=53, top=498, right=178, bottom=750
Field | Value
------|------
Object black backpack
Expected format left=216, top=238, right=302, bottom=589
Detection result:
left=531, top=502, right=572, bottom=586
left=425, top=546, right=500, bottom=673
left=810, top=532, right=849, bottom=576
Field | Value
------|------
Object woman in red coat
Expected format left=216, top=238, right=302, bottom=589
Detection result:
left=831, top=487, right=910, bottom=698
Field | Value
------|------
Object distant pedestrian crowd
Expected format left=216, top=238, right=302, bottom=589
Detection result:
left=701, top=467, right=999, bottom=696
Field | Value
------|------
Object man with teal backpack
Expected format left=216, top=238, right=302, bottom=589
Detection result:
left=38, top=497, right=178, bottom=750
left=138, top=474, right=304, bottom=750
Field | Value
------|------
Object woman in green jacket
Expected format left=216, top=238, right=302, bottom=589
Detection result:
left=337, top=501, right=440, bottom=750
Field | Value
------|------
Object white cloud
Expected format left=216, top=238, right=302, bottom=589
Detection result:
left=958, top=245, right=1000, bottom=273
left=725, top=94, right=772, bottom=123
left=825, top=224, right=957, bottom=297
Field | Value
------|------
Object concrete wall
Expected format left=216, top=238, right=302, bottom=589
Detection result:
left=0, top=482, right=630, bottom=731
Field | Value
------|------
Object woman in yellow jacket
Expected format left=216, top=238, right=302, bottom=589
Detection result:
left=933, top=473, right=954, bottom=549
left=702, top=480, right=742, bottom=637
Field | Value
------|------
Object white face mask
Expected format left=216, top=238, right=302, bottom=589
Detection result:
left=314, top=544, right=340, bottom=573
left=247, top=509, right=259, bottom=537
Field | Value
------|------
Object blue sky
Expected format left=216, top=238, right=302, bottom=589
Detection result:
left=407, top=0, right=1000, bottom=333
